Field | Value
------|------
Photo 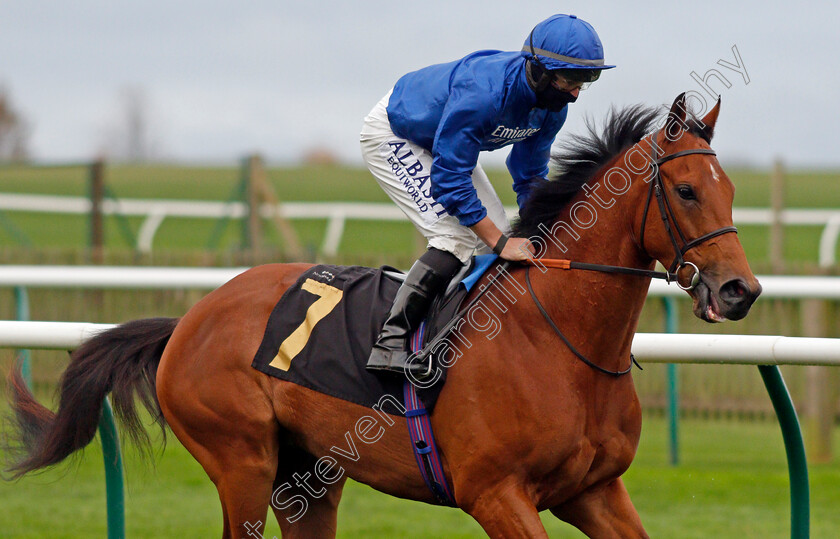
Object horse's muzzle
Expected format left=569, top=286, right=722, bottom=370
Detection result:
left=692, top=277, right=762, bottom=323
left=718, top=278, right=762, bottom=320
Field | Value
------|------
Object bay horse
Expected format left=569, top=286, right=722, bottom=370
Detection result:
left=5, top=94, right=761, bottom=538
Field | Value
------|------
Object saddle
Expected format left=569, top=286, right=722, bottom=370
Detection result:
left=250, top=255, right=498, bottom=414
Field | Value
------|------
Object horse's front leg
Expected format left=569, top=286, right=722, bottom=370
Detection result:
left=459, top=482, right=549, bottom=539
left=550, top=477, right=648, bottom=538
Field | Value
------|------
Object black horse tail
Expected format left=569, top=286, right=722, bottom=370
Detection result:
left=4, top=317, right=179, bottom=478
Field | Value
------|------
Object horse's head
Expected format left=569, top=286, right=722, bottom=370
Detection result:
left=638, top=93, right=761, bottom=322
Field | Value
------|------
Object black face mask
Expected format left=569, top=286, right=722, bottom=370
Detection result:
left=534, top=85, right=578, bottom=111
left=526, top=60, right=578, bottom=112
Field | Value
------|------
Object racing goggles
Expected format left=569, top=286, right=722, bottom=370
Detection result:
left=551, top=68, right=602, bottom=91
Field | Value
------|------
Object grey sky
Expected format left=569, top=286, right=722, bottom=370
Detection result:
left=2, top=1, right=837, bottom=168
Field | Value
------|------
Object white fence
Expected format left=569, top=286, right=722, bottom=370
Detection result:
left=0, top=265, right=838, bottom=300
left=0, top=321, right=837, bottom=367
left=1, top=265, right=838, bottom=358
left=1, top=193, right=839, bottom=264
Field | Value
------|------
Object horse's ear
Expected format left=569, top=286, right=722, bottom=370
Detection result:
left=663, top=93, right=688, bottom=143
left=698, top=96, right=721, bottom=141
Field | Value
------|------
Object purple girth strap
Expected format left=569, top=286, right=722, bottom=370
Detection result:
left=403, top=321, right=455, bottom=506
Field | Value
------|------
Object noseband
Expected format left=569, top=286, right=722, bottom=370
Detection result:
left=637, top=136, right=738, bottom=290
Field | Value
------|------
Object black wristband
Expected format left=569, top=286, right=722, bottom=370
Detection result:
left=492, top=234, right=509, bottom=255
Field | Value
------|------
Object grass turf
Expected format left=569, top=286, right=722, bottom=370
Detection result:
left=1, top=414, right=838, bottom=538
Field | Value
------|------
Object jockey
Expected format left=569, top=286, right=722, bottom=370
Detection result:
left=361, top=14, right=614, bottom=376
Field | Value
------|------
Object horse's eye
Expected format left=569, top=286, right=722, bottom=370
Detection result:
left=677, top=185, right=696, bottom=201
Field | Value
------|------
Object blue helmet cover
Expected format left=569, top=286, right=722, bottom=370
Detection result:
left=522, top=14, right=616, bottom=71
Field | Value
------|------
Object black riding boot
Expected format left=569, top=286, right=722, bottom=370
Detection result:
left=367, top=248, right=462, bottom=377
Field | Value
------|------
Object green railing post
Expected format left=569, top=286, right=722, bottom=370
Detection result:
left=102, top=184, right=138, bottom=248
left=206, top=167, right=249, bottom=250
left=14, top=286, right=32, bottom=388
left=98, top=397, right=126, bottom=539
left=13, top=284, right=126, bottom=538
left=241, top=155, right=254, bottom=250
left=758, top=365, right=810, bottom=539
left=663, top=297, right=679, bottom=466
left=0, top=210, right=33, bottom=246
left=89, top=160, right=105, bottom=263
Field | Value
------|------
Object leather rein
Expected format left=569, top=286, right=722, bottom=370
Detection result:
left=525, top=136, right=738, bottom=376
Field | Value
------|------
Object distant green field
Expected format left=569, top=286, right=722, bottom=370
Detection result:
left=1, top=162, right=839, bottom=207
left=1, top=411, right=838, bottom=538
left=0, top=163, right=838, bottom=266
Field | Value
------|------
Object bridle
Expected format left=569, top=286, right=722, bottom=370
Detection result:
left=637, top=133, right=738, bottom=290
left=529, top=132, right=738, bottom=291
left=525, top=131, right=739, bottom=376
left=415, top=132, right=741, bottom=379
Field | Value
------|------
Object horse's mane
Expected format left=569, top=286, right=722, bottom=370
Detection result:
left=511, top=104, right=710, bottom=239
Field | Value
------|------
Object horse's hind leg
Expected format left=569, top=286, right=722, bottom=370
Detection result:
left=459, top=481, right=549, bottom=538
left=550, top=478, right=649, bottom=538
left=160, top=382, right=281, bottom=538
left=169, top=416, right=280, bottom=538
left=270, top=445, right=346, bottom=539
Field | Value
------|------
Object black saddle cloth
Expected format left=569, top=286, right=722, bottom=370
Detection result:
left=251, top=264, right=470, bottom=414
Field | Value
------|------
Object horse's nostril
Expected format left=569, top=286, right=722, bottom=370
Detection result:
left=719, top=279, right=749, bottom=304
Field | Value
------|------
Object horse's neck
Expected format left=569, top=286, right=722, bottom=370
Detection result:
left=541, top=173, right=651, bottom=271
left=527, top=158, right=654, bottom=369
